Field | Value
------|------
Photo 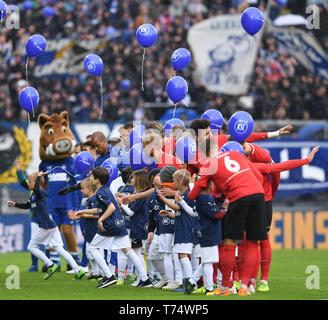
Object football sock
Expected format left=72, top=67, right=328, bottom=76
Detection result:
left=173, top=253, right=183, bottom=284
left=31, top=253, right=38, bottom=267
left=236, top=234, right=246, bottom=278
left=50, top=252, right=61, bottom=266
left=241, top=241, right=260, bottom=286
left=117, top=250, right=128, bottom=281
left=152, top=259, right=166, bottom=278
left=55, top=246, right=80, bottom=273
left=179, top=256, right=192, bottom=279
left=126, top=249, right=148, bottom=282
left=221, top=244, right=236, bottom=288
left=218, top=244, right=224, bottom=273
left=164, top=253, right=175, bottom=283
left=28, top=243, right=53, bottom=267
left=248, top=244, right=261, bottom=286
left=260, top=234, right=272, bottom=282
left=89, top=247, right=112, bottom=278
left=203, top=263, right=214, bottom=291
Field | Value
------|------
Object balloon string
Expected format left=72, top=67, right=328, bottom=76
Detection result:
left=173, top=103, right=177, bottom=118
left=25, top=56, right=29, bottom=86
left=241, top=36, right=254, bottom=85
left=27, top=112, right=30, bottom=126
left=25, top=58, right=35, bottom=119
left=141, top=48, right=146, bottom=92
left=99, top=76, right=103, bottom=120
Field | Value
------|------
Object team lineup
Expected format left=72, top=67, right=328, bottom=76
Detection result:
left=8, top=111, right=319, bottom=296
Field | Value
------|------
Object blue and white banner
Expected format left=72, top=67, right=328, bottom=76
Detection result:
left=255, top=140, right=328, bottom=197
left=187, top=14, right=263, bottom=96
left=22, top=33, right=120, bottom=78
left=268, top=22, right=328, bottom=81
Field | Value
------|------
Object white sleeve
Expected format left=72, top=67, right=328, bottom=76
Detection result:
left=178, top=198, right=198, bottom=217
left=121, top=204, right=135, bottom=217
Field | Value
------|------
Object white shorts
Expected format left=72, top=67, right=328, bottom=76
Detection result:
left=159, top=233, right=174, bottom=253
left=148, top=234, right=164, bottom=261
left=31, top=221, right=38, bottom=237
left=194, top=244, right=202, bottom=258
left=90, top=234, right=131, bottom=251
left=29, top=226, right=63, bottom=248
left=200, top=245, right=219, bottom=264
left=173, top=242, right=193, bottom=255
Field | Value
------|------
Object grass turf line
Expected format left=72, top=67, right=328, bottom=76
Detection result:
left=0, top=250, right=327, bottom=300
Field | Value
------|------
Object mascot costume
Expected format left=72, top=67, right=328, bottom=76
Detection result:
left=38, top=111, right=81, bottom=270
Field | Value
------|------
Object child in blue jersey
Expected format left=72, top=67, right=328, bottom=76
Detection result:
left=75, top=167, right=152, bottom=288
left=120, top=169, right=151, bottom=287
left=73, top=178, right=100, bottom=280
left=147, top=168, right=176, bottom=289
left=158, top=169, right=199, bottom=295
left=185, top=179, right=228, bottom=295
left=115, top=166, right=135, bottom=284
left=15, top=160, right=51, bottom=272
left=8, top=171, right=85, bottom=281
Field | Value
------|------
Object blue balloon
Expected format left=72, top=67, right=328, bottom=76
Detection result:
left=164, top=118, right=185, bottom=137
left=26, top=34, right=47, bottom=57
left=276, top=0, right=288, bottom=6
left=241, top=7, right=264, bottom=36
left=166, top=76, right=188, bottom=104
left=23, top=0, right=33, bottom=10
left=102, top=159, right=119, bottom=186
left=43, top=6, right=55, bottom=18
left=75, top=151, right=94, bottom=174
left=136, top=23, right=158, bottom=48
left=0, top=0, right=7, bottom=20
left=120, top=79, right=131, bottom=91
left=129, top=143, right=156, bottom=170
left=129, top=125, right=145, bottom=147
left=83, top=54, right=103, bottom=76
left=220, top=141, right=245, bottom=154
left=171, top=48, right=191, bottom=71
left=228, top=111, right=254, bottom=142
left=19, top=86, right=39, bottom=112
left=201, top=109, right=224, bottom=132
left=175, top=136, right=197, bottom=163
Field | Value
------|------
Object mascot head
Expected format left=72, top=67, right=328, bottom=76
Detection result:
left=38, top=111, right=76, bottom=161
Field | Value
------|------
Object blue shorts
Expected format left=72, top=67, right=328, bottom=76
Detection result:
left=50, top=208, right=73, bottom=226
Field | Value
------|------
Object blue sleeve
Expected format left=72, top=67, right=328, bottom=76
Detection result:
left=199, top=197, right=220, bottom=219
left=129, top=198, right=146, bottom=214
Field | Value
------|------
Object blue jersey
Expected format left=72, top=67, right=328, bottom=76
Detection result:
left=128, top=195, right=148, bottom=240
left=28, top=189, right=56, bottom=229
left=74, top=171, right=90, bottom=211
left=174, top=190, right=198, bottom=245
left=195, top=194, right=222, bottom=247
left=39, top=157, right=76, bottom=211
left=117, top=184, right=134, bottom=229
left=94, top=144, right=129, bottom=171
left=147, top=190, right=175, bottom=236
left=83, top=195, right=98, bottom=243
left=96, top=186, right=127, bottom=237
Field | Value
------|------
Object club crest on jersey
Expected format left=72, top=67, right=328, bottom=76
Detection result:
left=162, top=217, right=171, bottom=225
left=115, top=219, right=125, bottom=227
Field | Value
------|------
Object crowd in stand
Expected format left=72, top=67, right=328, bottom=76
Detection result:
left=0, top=0, right=327, bottom=123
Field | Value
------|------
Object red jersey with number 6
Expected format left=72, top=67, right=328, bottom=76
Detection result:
left=188, top=151, right=264, bottom=203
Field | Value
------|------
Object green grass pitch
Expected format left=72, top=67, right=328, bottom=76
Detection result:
left=0, top=250, right=327, bottom=300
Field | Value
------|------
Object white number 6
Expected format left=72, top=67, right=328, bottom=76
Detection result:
left=224, top=156, right=240, bottom=173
